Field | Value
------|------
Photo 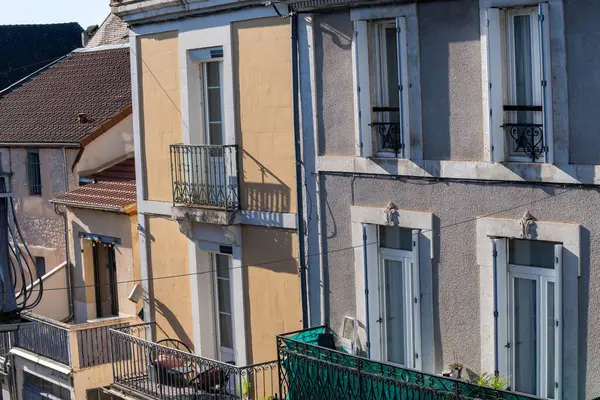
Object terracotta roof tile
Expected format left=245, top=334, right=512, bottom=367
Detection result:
left=52, top=180, right=136, bottom=212
left=0, top=47, right=131, bottom=144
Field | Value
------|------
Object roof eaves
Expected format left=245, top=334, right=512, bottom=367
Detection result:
left=79, top=104, right=133, bottom=148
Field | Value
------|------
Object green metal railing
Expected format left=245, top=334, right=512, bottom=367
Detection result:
left=277, top=326, right=543, bottom=400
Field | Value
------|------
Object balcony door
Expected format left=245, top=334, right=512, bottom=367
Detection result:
left=201, top=61, right=226, bottom=207
left=93, top=243, right=118, bottom=319
left=213, top=253, right=234, bottom=362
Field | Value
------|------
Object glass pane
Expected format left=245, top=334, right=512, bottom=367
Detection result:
left=514, top=277, right=537, bottom=395
left=208, top=88, right=222, bottom=122
left=547, top=282, right=555, bottom=398
left=209, top=123, right=223, bottom=146
left=514, top=15, right=534, bottom=123
left=384, top=259, right=406, bottom=365
left=385, top=27, right=400, bottom=112
left=509, top=239, right=556, bottom=269
left=206, top=62, right=220, bottom=88
left=379, top=226, right=412, bottom=251
left=216, top=254, right=229, bottom=279
left=219, top=313, right=233, bottom=349
left=217, top=278, right=232, bottom=314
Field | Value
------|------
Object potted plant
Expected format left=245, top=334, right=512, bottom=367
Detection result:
left=473, top=372, right=510, bottom=390
left=448, top=363, right=463, bottom=379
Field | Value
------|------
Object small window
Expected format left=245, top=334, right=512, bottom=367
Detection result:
left=34, top=256, right=46, bottom=277
left=509, top=239, right=556, bottom=269
left=379, top=225, right=412, bottom=251
left=26, top=149, right=42, bottom=195
left=23, top=372, right=70, bottom=400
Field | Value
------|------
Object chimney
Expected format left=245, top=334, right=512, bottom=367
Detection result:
left=81, top=25, right=99, bottom=47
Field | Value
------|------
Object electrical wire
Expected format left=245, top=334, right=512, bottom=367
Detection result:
left=22, top=174, right=594, bottom=294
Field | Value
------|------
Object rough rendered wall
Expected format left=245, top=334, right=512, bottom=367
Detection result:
left=315, top=12, right=355, bottom=156
left=0, top=147, right=79, bottom=268
left=565, top=0, right=600, bottom=165
left=138, top=31, right=181, bottom=203
left=147, top=216, right=194, bottom=350
left=321, top=174, right=600, bottom=396
left=419, top=0, right=482, bottom=161
left=232, top=17, right=296, bottom=213
left=242, top=226, right=301, bottom=363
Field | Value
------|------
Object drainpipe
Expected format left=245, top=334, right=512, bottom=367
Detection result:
left=291, top=8, right=309, bottom=329
left=492, top=239, right=499, bottom=375
left=55, top=147, right=74, bottom=322
left=362, top=224, right=371, bottom=358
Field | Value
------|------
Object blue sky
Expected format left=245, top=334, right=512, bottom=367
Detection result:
left=0, top=0, right=111, bottom=29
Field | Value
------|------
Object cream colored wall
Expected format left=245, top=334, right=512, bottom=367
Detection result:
left=29, top=262, right=69, bottom=321
left=130, top=214, right=143, bottom=316
left=146, top=217, right=194, bottom=350
left=72, top=360, right=114, bottom=400
left=138, top=31, right=182, bottom=202
left=67, top=207, right=137, bottom=323
left=242, top=226, right=301, bottom=363
left=232, top=18, right=296, bottom=213
left=77, top=115, right=134, bottom=175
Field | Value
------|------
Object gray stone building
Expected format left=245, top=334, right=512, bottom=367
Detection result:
left=296, top=0, right=600, bottom=398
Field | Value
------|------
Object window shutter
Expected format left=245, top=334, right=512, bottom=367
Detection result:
left=486, top=8, right=504, bottom=162
left=539, top=3, right=554, bottom=164
left=411, top=229, right=422, bottom=370
left=554, top=244, right=563, bottom=399
left=396, top=17, right=410, bottom=159
left=492, top=238, right=509, bottom=376
left=352, top=21, right=373, bottom=157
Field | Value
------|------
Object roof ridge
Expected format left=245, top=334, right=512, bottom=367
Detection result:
left=0, top=22, right=81, bottom=27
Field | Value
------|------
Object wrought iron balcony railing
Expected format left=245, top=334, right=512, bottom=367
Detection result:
left=170, top=144, right=240, bottom=211
left=110, top=322, right=279, bottom=400
left=503, top=105, right=545, bottom=162
left=10, top=313, right=132, bottom=367
left=371, top=106, right=403, bottom=156
left=277, top=326, right=543, bottom=400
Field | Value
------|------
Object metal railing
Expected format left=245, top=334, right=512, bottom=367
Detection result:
left=110, top=322, right=280, bottom=399
left=170, top=144, right=240, bottom=211
left=371, top=106, right=403, bottom=156
left=13, top=314, right=71, bottom=365
left=503, top=105, right=545, bottom=162
left=277, top=326, right=542, bottom=400
left=0, top=332, right=10, bottom=357
left=10, top=313, right=132, bottom=368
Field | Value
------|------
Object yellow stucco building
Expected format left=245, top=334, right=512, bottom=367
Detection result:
left=123, top=4, right=303, bottom=371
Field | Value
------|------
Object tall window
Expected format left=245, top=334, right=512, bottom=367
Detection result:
left=353, top=17, right=410, bottom=158
left=494, top=238, right=562, bottom=398
left=214, top=253, right=234, bottom=362
left=486, top=4, right=552, bottom=163
left=508, top=239, right=558, bottom=398
left=26, top=149, right=42, bottom=195
left=34, top=256, right=46, bottom=277
left=377, top=226, right=420, bottom=369
left=201, top=61, right=224, bottom=146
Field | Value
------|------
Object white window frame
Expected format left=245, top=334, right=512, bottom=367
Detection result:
left=506, top=258, right=560, bottom=398
left=377, top=233, right=420, bottom=369
left=351, top=206, right=433, bottom=371
left=212, top=253, right=235, bottom=362
left=483, top=3, right=553, bottom=164
left=478, top=218, right=576, bottom=398
left=352, top=17, right=410, bottom=159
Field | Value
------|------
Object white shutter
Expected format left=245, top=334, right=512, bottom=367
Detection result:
left=411, top=229, right=422, bottom=370
left=554, top=244, right=563, bottom=400
left=486, top=8, right=505, bottom=162
left=492, top=238, right=509, bottom=376
left=396, top=17, right=410, bottom=159
left=352, top=21, right=373, bottom=157
left=539, top=3, right=554, bottom=164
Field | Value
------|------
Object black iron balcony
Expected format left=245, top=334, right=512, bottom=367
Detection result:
left=371, top=106, right=403, bottom=156
left=503, top=105, right=545, bottom=162
left=170, top=144, right=240, bottom=211
left=110, top=323, right=280, bottom=399
left=277, top=326, right=542, bottom=400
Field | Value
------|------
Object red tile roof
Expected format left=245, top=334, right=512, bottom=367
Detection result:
left=0, top=47, right=131, bottom=144
left=52, top=158, right=136, bottom=213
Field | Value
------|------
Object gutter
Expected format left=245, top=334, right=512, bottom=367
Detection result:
left=55, top=147, right=74, bottom=323
left=0, top=143, right=80, bottom=149
left=291, top=8, right=309, bottom=329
